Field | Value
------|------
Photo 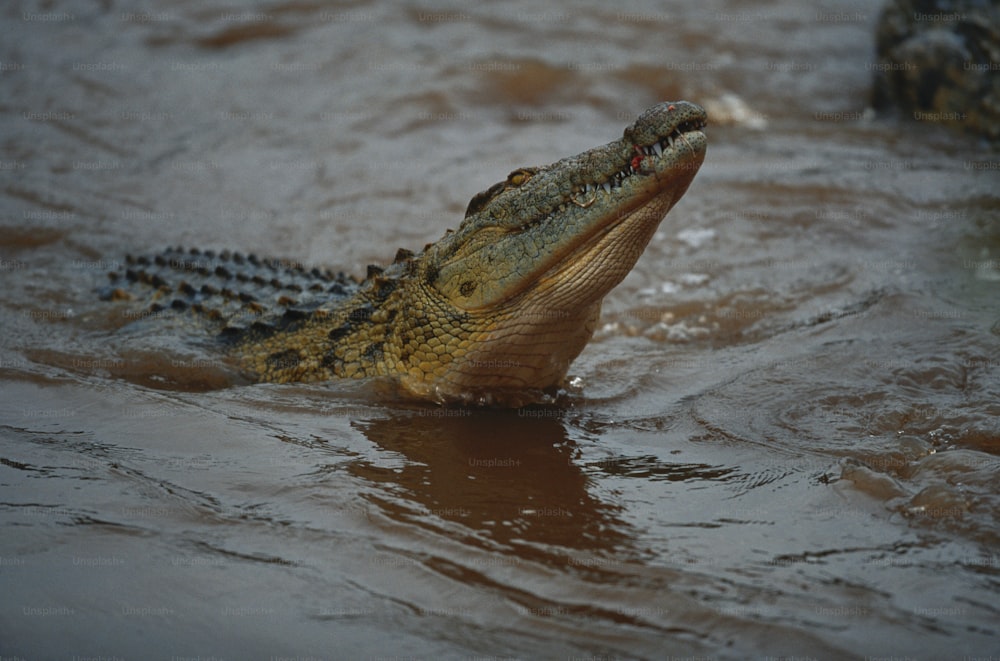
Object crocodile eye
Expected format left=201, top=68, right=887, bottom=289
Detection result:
left=459, top=281, right=477, bottom=296
left=506, top=167, right=536, bottom=187
left=463, top=168, right=538, bottom=218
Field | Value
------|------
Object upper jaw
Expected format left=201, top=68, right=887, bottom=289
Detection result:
left=458, top=101, right=708, bottom=229
left=566, top=101, right=707, bottom=205
left=624, top=100, right=707, bottom=147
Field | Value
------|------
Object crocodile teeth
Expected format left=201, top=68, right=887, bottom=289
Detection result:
left=651, top=142, right=664, bottom=157
left=602, top=182, right=612, bottom=194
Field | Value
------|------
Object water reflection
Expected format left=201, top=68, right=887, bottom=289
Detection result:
left=350, top=408, right=633, bottom=558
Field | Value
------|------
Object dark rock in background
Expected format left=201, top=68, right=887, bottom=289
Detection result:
left=873, top=0, right=999, bottom=141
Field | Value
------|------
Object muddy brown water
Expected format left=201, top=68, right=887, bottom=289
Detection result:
left=2, top=1, right=999, bottom=658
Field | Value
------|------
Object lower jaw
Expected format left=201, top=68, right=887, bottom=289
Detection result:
left=533, top=186, right=681, bottom=307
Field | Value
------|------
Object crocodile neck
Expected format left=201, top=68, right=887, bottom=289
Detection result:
left=111, top=102, right=707, bottom=405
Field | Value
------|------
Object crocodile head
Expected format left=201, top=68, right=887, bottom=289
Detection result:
left=398, top=101, right=707, bottom=404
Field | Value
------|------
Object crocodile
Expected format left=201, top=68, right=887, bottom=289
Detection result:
left=104, top=101, right=707, bottom=405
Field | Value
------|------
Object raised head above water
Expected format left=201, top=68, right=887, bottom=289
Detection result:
left=106, top=101, right=707, bottom=405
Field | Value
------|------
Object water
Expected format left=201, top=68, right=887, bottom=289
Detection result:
left=2, top=0, right=999, bottom=658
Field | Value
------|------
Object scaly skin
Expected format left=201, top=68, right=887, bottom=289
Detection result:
left=106, top=102, right=707, bottom=405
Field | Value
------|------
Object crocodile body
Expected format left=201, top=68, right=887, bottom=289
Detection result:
left=105, top=101, right=707, bottom=405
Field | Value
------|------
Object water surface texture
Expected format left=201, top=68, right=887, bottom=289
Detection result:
left=2, top=1, right=999, bottom=658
